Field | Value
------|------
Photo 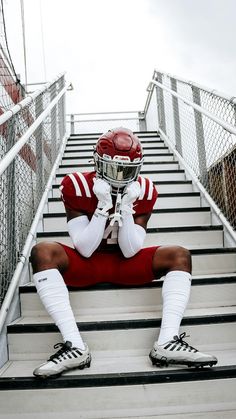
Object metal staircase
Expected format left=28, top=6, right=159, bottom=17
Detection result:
left=1, top=131, right=236, bottom=418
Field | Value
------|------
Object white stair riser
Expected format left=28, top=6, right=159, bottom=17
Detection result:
left=60, top=155, right=175, bottom=165
left=46, top=196, right=199, bottom=213
left=57, top=163, right=179, bottom=174
left=0, top=379, right=235, bottom=418
left=66, top=141, right=165, bottom=149
left=20, top=283, right=236, bottom=317
left=64, top=148, right=170, bottom=157
left=8, top=323, right=236, bottom=360
left=145, top=230, right=222, bottom=248
left=42, top=211, right=211, bottom=232
left=55, top=171, right=186, bottom=184
left=67, top=135, right=160, bottom=144
left=36, top=229, right=223, bottom=250
left=52, top=182, right=193, bottom=198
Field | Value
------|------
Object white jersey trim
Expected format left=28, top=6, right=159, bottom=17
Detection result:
left=139, top=176, right=146, bottom=200
left=147, top=179, right=154, bottom=200
left=69, top=174, right=82, bottom=197
left=76, top=172, right=92, bottom=198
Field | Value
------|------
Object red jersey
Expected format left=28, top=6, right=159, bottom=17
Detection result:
left=60, top=171, right=158, bottom=247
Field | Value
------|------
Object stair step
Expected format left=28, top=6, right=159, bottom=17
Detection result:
left=37, top=225, right=223, bottom=250
left=66, top=138, right=162, bottom=146
left=57, top=161, right=179, bottom=174
left=68, top=132, right=159, bottom=141
left=19, top=279, right=236, bottom=317
left=65, top=144, right=167, bottom=151
left=7, top=318, right=236, bottom=360
left=0, top=377, right=235, bottom=418
left=61, top=153, right=175, bottom=163
left=64, top=148, right=170, bottom=156
left=13, top=307, right=236, bottom=327
left=46, top=192, right=198, bottom=213
left=55, top=170, right=186, bottom=183
left=43, top=207, right=211, bottom=230
left=1, top=347, right=236, bottom=380
left=0, top=377, right=235, bottom=417
left=52, top=180, right=194, bottom=197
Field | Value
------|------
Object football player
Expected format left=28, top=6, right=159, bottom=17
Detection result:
left=31, top=127, right=217, bottom=378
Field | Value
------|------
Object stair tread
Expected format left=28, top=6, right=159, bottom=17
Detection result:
left=1, top=348, right=235, bottom=378
left=11, top=306, right=236, bottom=325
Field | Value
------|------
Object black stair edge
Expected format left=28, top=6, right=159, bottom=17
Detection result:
left=63, top=152, right=169, bottom=159
left=65, top=145, right=169, bottom=149
left=55, top=169, right=185, bottom=178
left=48, top=192, right=198, bottom=202
left=191, top=247, right=236, bottom=255
left=52, top=180, right=192, bottom=188
left=37, top=225, right=223, bottom=238
left=69, top=131, right=159, bottom=137
left=7, top=313, right=236, bottom=334
left=67, top=139, right=164, bottom=145
left=0, top=365, right=236, bottom=391
left=18, top=275, right=236, bottom=294
left=43, top=207, right=211, bottom=218
left=59, top=161, right=177, bottom=168
left=62, top=153, right=174, bottom=160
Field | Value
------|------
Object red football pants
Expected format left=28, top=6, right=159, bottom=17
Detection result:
left=59, top=244, right=159, bottom=287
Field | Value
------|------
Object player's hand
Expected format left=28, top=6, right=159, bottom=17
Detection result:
left=93, top=178, right=113, bottom=212
left=121, top=181, right=141, bottom=214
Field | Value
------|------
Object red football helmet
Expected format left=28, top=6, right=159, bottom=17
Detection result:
left=94, top=127, right=144, bottom=190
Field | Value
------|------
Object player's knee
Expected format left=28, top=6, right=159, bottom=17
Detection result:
left=30, top=242, right=61, bottom=272
left=171, top=246, right=191, bottom=271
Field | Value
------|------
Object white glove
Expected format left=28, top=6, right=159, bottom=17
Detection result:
left=121, top=181, right=141, bottom=215
left=93, top=178, right=113, bottom=215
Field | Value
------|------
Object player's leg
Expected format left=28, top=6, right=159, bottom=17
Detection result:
left=150, top=246, right=217, bottom=367
left=30, top=242, right=91, bottom=378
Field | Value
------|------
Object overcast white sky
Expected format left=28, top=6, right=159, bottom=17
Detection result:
left=4, top=0, right=236, bottom=113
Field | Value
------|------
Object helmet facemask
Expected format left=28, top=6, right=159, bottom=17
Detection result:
left=94, top=151, right=144, bottom=195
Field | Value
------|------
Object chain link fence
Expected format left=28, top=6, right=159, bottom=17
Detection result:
left=145, top=70, right=236, bottom=230
left=0, top=74, right=66, bottom=305
left=0, top=1, right=23, bottom=111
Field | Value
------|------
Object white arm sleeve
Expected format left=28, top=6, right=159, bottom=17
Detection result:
left=67, top=210, right=108, bottom=258
left=118, top=213, right=146, bottom=258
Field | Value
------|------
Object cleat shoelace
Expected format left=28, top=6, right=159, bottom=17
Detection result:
left=48, top=341, right=80, bottom=363
left=171, top=332, right=198, bottom=353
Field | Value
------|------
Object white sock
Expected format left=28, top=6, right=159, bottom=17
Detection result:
left=33, top=268, right=85, bottom=350
left=157, top=270, right=192, bottom=345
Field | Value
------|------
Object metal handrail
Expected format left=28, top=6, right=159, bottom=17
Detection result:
left=67, top=111, right=140, bottom=116
left=153, top=68, right=236, bottom=104
left=0, top=132, right=69, bottom=333
left=66, top=117, right=139, bottom=123
left=0, top=82, right=69, bottom=176
left=149, top=79, right=236, bottom=137
left=0, top=73, right=65, bottom=126
left=159, top=127, right=236, bottom=245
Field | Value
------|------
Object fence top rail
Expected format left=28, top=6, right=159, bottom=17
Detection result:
left=67, top=111, right=141, bottom=116
left=0, top=82, right=68, bottom=177
left=150, top=78, right=236, bottom=137
left=0, top=72, right=65, bottom=126
left=154, top=68, right=236, bottom=104
left=67, top=117, right=140, bottom=123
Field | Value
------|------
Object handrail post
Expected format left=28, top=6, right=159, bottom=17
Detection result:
left=170, top=77, right=182, bottom=155
left=138, top=111, right=146, bottom=131
left=35, top=95, right=44, bottom=196
left=155, top=72, right=166, bottom=134
left=50, top=80, right=58, bottom=163
left=192, top=85, right=208, bottom=185
left=70, top=114, right=75, bottom=134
